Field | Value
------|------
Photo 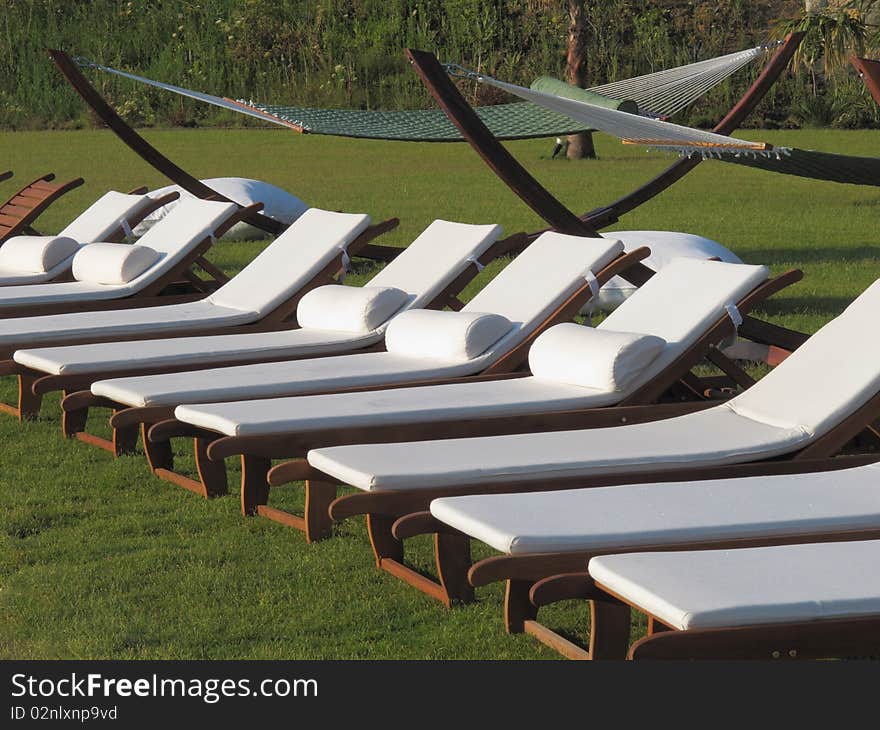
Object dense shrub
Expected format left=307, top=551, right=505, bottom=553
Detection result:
left=1, top=0, right=875, bottom=130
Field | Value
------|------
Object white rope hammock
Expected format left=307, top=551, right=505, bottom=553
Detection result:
left=471, top=72, right=787, bottom=157
left=590, top=44, right=774, bottom=117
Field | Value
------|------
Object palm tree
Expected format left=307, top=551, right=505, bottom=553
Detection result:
left=776, top=1, right=867, bottom=92
left=565, top=0, right=597, bottom=159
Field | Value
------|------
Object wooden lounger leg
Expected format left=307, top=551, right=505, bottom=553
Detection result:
left=241, top=455, right=272, bottom=516
left=112, top=419, right=140, bottom=456
left=195, top=436, right=228, bottom=498
left=304, top=480, right=336, bottom=543
left=244, top=465, right=333, bottom=542
left=435, top=532, right=475, bottom=604
left=370, top=513, right=465, bottom=605
left=62, top=402, right=89, bottom=438
left=588, top=600, right=633, bottom=660
left=143, top=423, right=173, bottom=471
left=505, top=579, right=538, bottom=634
left=18, top=373, right=42, bottom=420
left=367, top=514, right=404, bottom=566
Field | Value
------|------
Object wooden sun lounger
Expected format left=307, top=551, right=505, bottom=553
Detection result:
left=143, top=267, right=803, bottom=546
left=51, top=230, right=551, bottom=463
left=518, top=482, right=880, bottom=660
left=0, top=200, right=266, bottom=321
left=0, top=173, right=85, bottom=244
left=0, top=186, right=179, bottom=284
left=561, top=537, right=880, bottom=660
left=0, top=215, right=400, bottom=420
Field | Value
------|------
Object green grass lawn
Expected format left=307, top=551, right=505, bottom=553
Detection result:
left=0, top=127, right=878, bottom=659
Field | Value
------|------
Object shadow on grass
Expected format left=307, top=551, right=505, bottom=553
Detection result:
left=737, top=245, right=880, bottom=266
left=754, top=296, right=854, bottom=318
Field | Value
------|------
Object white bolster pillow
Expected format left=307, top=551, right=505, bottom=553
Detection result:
left=0, top=235, right=81, bottom=273
left=529, top=323, right=666, bottom=392
left=72, top=243, right=161, bottom=285
left=296, top=284, right=410, bottom=333
left=385, top=309, right=513, bottom=362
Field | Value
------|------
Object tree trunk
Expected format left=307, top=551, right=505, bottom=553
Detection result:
left=566, top=0, right=596, bottom=159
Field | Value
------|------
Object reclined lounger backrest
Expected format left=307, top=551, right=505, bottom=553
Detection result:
left=724, top=278, right=880, bottom=439
left=449, top=232, right=624, bottom=365
left=59, top=191, right=156, bottom=243
left=595, top=258, right=770, bottom=393
left=67, top=197, right=239, bottom=294
left=364, top=220, right=502, bottom=316
left=205, top=208, right=371, bottom=317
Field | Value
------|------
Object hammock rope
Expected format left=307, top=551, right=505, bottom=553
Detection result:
left=589, top=44, right=775, bottom=117
left=467, top=71, right=782, bottom=156
left=73, top=44, right=770, bottom=142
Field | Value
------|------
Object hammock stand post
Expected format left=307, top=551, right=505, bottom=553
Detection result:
left=47, top=48, right=285, bottom=237
left=405, top=48, right=598, bottom=238
left=850, top=56, right=880, bottom=107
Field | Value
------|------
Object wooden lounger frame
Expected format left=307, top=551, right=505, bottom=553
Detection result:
left=136, top=265, right=801, bottom=554
left=0, top=173, right=85, bottom=243
left=0, top=215, right=401, bottom=420
left=520, top=492, right=880, bottom=659
left=55, top=230, right=580, bottom=467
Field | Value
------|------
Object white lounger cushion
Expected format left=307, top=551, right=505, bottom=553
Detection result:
left=589, top=540, right=880, bottom=631
left=296, top=285, right=409, bottom=334
left=93, top=351, right=503, bottom=407
left=175, top=376, right=619, bottom=437
left=0, top=301, right=257, bottom=348
left=307, top=277, right=880, bottom=492
left=14, top=219, right=503, bottom=376
left=0, top=235, right=80, bottom=273
left=135, top=178, right=309, bottom=240
left=385, top=310, right=513, bottom=362
left=0, top=191, right=157, bottom=286
left=0, top=198, right=237, bottom=308
left=59, top=190, right=155, bottom=243
left=366, top=220, right=502, bottom=307
left=205, top=208, right=370, bottom=317
left=430, top=461, right=880, bottom=555
left=72, top=242, right=160, bottom=285
left=308, top=406, right=807, bottom=491
left=529, top=324, right=665, bottom=391
left=14, top=328, right=380, bottom=376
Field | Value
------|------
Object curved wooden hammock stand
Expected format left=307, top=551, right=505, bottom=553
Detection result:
left=404, top=33, right=804, bottom=234
left=406, top=33, right=806, bottom=352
